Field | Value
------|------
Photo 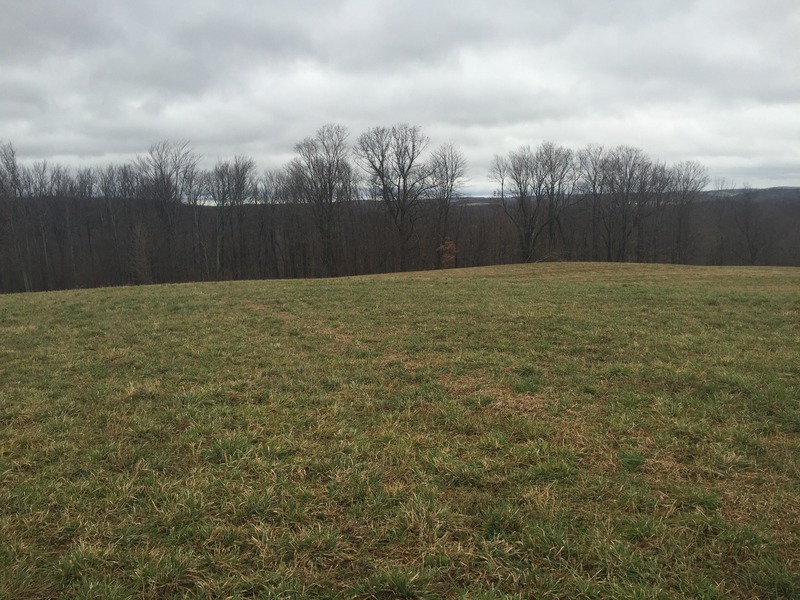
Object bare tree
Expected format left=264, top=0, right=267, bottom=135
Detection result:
left=577, top=144, right=608, bottom=260
left=490, top=142, right=577, bottom=262
left=254, top=169, right=288, bottom=277
left=98, top=164, right=127, bottom=283
left=230, top=155, right=257, bottom=278
left=258, top=169, right=288, bottom=205
left=537, top=142, right=579, bottom=257
left=428, top=143, right=467, bottom=260
left=183, top=165, right=208, bottom=280
left=599, top=145, right=652, bottom=262
left=72, top=167, right=95, bottom=199
left=0, top=141, right=23, bottom=199
left=134, top=140, right=200, bottom=279
left=134, top=140, right=199, bottom=205
left=208, top=162, right=232, bottom=278
left=636, top=160, right=671, bottom=262
left=0, top=142, right=31, bottom=290
left=22, top=161, right=53, bottom=288
left=69, top=167, right=99, bottom=286
left=208, top=156, right=257, bottom=278
left=490, top=145, right=548, bottom=262
left=20, top=161, right=49, bottom=198
left=355, top=123, right=431, bottom=270
left=287, top=124, right=356, bottom=276
left=489, top=153, right=509, bottom=199
left=669, top=161, right=708, bottom=263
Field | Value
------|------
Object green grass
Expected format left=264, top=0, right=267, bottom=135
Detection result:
left=1, top=262, right=799, bottom=598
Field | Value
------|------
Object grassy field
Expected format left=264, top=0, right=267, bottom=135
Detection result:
left=1, top=263, right=798, bottom=599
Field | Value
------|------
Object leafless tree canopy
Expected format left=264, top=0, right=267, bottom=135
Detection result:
left=0, top=128, right=797, bottom=293
left=286, top=124, right=357, bottom=275
left=354, top=124, right=433, bottom=269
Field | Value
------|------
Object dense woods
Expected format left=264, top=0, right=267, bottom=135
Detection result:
left=1, top=126, right=798, bottom=294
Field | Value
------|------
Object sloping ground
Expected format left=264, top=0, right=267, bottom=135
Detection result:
left=1, top=263, right=798, bottom=598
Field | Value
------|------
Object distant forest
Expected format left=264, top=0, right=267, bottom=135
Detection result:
left=1, top=125, right=799, bottom=294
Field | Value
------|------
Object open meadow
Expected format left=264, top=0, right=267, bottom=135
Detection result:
left=1, top=263, right=798, bottom=598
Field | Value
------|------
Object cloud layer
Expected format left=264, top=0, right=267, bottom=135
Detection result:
left=2, top=0, right=798, bottom=191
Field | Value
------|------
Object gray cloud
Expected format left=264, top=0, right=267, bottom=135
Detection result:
left=1, top=0, right=798, bottom=190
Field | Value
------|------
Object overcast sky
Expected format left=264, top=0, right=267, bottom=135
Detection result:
left=1, top=0, right=798, bottom=193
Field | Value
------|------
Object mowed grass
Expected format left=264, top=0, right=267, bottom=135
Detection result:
left=1, top=263, right=798, bottom=599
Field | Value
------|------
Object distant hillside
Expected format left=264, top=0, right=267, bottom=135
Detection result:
left=455, top=187, right=800, bottom=206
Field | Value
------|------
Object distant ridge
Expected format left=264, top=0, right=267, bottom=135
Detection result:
left=455, top=187, right=800, bottom=206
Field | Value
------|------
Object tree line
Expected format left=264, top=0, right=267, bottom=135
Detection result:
left=1, top=125, right=798, bottom=293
